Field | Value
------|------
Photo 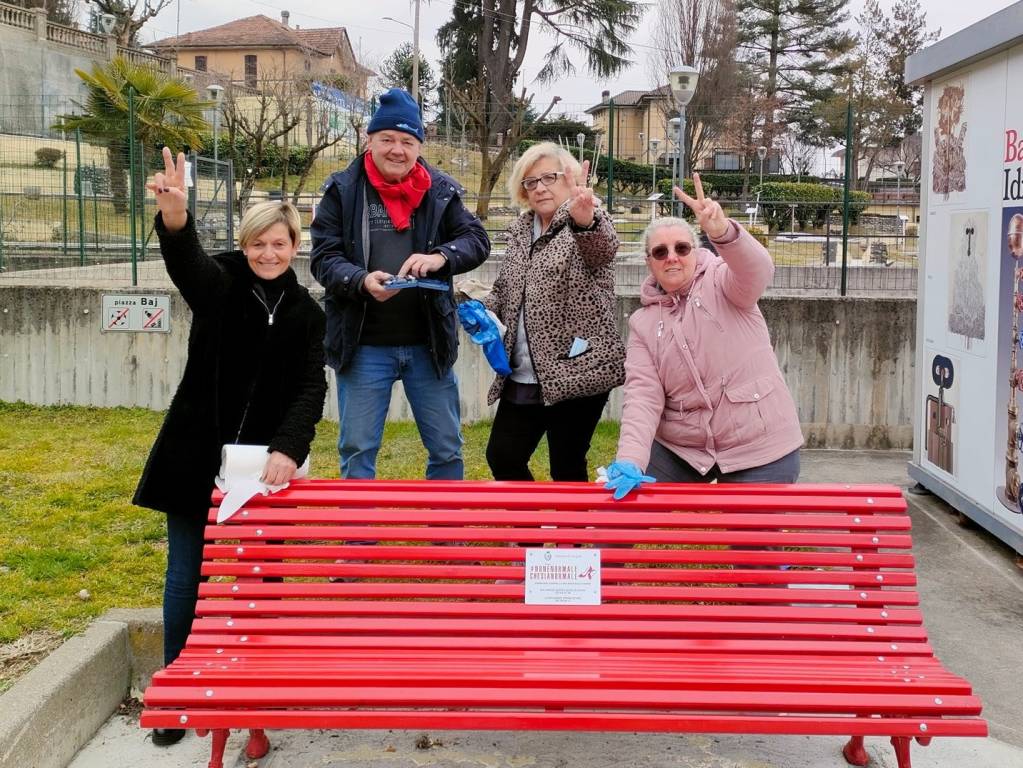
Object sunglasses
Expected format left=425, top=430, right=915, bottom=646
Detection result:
left=521, top=171, right=565, bottom=191
left=648, top=241, right=694, bottom=260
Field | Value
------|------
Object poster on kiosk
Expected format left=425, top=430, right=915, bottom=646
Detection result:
left=906, top=4, right=1023, bottom=558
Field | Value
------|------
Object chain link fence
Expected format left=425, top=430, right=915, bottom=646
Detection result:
left=0, top=97, right=918, bottom=295
left=0, top=124, right=233, bottom=285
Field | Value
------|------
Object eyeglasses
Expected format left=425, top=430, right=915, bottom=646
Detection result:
left=521, top=171, right=565, bottom=191
left=648, top=241, right=694, bottom=260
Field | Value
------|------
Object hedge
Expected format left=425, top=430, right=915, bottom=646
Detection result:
left=754, top=182, right=871, bottom=231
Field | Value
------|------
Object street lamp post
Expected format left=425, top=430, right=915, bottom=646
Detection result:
left=668, top=117, right=681, bottom=214
left=206, top=84, right=225, bottom=163
left=668, top=66, right=699, bottom=217
left=751, top=145, right=767, bottom=227
left=894, top=160, right=905, bottom=242
left=649, top=138, right=660, bottom=194
left=382, top=6, right=421, bottom=107
left=576, top=132, right=586, bottom=165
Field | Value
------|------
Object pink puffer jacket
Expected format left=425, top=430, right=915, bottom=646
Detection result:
left=615, top=220, right=803, bottom=474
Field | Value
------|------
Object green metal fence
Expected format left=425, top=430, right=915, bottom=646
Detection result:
left=0, top=99, right=232, bottom=286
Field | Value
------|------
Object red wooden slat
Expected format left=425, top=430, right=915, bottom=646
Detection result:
left=198, top=562, right=917, bottom=587
left=201, top=544, right=916, bottom=569
left=193, top=600, right=924, bottom=625
left=235, top=479, right=906, bottom=497
left=141, top=709, right=986, bottom=738
left=207, top=525, right=913, bottom=549
left=188, top=616, right=928, bottom=642
left=204, top=508, right=911, bottom=530
left=220, top=487, right=906, bottom=513
left=144, top=683, right=980, bottom=715
left=184, top=632, right=933, bottom=656
left=149, top=669, right=970, bottom=696
left=198, top=582, right=919, bottom=605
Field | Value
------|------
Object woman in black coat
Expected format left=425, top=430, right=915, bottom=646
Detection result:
left=134, top=148, right=327, bottom=746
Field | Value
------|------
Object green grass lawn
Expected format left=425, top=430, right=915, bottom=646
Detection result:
left=0, top=402, right=620, bottom=672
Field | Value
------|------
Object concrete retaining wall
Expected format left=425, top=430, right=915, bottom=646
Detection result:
left=0, top=285, right=915, bottom=449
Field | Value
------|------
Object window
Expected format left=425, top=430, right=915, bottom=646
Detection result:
left=194, top=55, right=207, bottom=72
left=714, top=151, right=740, bottom=171
left=244, top=55, right=257, bottom=88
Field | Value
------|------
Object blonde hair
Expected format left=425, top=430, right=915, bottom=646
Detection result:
left=507, top=141, right=582, bottom=209
left=642, top=217, right=700, bottom=255
left=238, top=201, right=302, bottom=249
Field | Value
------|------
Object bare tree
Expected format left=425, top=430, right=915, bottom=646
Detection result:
left=647, top=0, right=738, bottom=175
left=777, top=132, right=815, bottom=179
left=89, top=0, right=172, bottom=46
left=220, top=78, right=301, bottom=210
left=438, top=0, right=644, bottom=219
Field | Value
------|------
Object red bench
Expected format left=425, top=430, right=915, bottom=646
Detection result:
left=141, top=480, right=986, bottom=768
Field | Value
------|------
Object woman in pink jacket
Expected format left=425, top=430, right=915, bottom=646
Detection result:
left=605, top=176, right=803, bottom=498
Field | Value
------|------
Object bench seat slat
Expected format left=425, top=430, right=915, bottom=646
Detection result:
left=140, top=709, right=986, bottom=738
left=199, top=562, right=917, bottom=587
left=187, top=617, right=928, bottom=642
left=247, top=480, right=906, bottom=498
left=204, top=509, right=911, bottom=530
left=143, top=684, right=980, bottom=715
left=228, top=488, right=906, bottom=513
left=203, top=544, right=916, bottom=568
left=214, top=525, right=912, bottom=549
left=199, top=583, right=919, bottom=605
left=151, top=669, right=974, bottom=695
left=183, top=632, right=932, bottom=656
left=194, top=600, right=924, bottom=625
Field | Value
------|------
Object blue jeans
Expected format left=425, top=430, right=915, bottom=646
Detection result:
left=163, top=513, right=206, bottom=666
left=336, top=344, right=463, bottom=479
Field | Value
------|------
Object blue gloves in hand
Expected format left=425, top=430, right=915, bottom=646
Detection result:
left=603, top=460, right=656, bottom=500
left=457, top=300, right=512, bottom=376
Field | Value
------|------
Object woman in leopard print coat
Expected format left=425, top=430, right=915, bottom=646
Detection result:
left=481, top=142, right=625, bottom=481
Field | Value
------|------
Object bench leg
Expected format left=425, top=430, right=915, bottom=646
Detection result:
left=890, top=736, right=912, bottom=768
left=842, top=735, right=869, bottom=766
left=246, top=728, right=271, bottom=759
left=207, top=728, right=229, bottom=768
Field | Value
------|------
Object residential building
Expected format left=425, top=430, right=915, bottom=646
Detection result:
left=148, top=12, right=371, bottom=97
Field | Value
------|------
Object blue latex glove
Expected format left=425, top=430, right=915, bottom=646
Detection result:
left=457, top=300, right=512, bottom=376
left=604, top=460, right=656, bottom=500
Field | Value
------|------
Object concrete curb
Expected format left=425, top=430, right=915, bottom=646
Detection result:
left=0, top=609, right=163, bottom=768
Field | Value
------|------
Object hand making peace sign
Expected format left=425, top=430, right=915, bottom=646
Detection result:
left=673, top=172, right=730, bottom=240
left=567, top=159, right=600, bottom=229
left=147, top=146, right=189, bottom=233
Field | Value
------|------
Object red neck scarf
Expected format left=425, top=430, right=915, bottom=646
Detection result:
left=364, top=152, right=432, bottom=231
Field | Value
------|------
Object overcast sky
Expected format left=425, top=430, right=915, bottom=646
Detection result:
left=146, top=0, right=1020, bottom=116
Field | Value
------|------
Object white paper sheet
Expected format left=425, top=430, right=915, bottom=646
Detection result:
left=214, top=444, right=309, bottom=523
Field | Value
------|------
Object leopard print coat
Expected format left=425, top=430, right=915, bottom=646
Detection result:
left=483, top=201, right=626, bottom=405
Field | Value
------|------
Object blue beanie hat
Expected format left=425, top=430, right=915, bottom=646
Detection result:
left=367, top=88, right=424, bottom=142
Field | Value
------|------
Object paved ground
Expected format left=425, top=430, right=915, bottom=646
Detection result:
left=69, top=450, right=1023, bottom=768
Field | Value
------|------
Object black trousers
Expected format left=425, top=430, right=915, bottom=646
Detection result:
left=486, top=388, right=610, bottom=481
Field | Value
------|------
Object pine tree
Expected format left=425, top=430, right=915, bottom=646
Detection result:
left=880, top=0, right=940, bottom=137
left=737, top=0, right=856, bottom=144
left=379, top=42, right=438, bottom=114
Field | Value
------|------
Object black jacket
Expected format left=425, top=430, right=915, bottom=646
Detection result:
left=133, top=213, right=327, bottom=518
left=309, top=154, right=490, bottom=373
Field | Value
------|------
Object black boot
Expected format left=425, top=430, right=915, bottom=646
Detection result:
left=152, top=728, right=186, bottom=746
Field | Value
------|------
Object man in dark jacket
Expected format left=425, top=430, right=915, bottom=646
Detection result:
left=311, top=88, right=490, bottom=479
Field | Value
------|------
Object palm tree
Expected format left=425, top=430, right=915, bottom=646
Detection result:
left=55, top=57, right=210, bottom=214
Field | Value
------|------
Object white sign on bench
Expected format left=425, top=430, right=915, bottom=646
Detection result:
left=524, top=548, right=601, bottom=605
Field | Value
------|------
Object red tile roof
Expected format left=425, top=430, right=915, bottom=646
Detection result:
left=149, top=14, right=344, bottom=55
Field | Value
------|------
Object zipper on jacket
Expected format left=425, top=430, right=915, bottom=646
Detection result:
left=519, top=238, right=545, bottom=402
left=251, top=288, right=285, bottom=326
